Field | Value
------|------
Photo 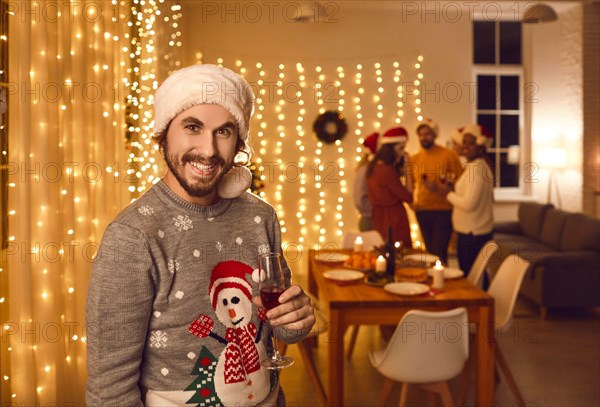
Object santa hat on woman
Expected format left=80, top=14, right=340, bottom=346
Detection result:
left=362, top=132, right=379, bottom=154
left=379, top=126, right=409, bottom=147
left=208, top=261, right=254, bottom=310
left=461, top=124, right=494, bottom=148
left=153, top=64, right=255, bottom=199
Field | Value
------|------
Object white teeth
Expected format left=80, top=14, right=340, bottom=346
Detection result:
left=189, top=162, right=215, bottom=171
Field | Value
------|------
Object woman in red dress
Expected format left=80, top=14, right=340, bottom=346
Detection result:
left=366, top=127, right=414, bottom=247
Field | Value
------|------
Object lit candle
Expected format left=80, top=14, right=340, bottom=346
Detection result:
left=354, top=236, right=364, bottom=253
left=376, top=255, right=386, bottom=273
left=414, top=240, right=421, bottom=250
left=432, top=260, right=444, bottom=289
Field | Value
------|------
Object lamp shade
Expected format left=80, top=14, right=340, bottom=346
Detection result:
left=537, top=147, right=567, bottom=169
left=522, top=3, right=558, bottom=23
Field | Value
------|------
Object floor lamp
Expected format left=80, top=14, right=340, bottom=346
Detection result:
left=538, top=148, right=567, bottom=209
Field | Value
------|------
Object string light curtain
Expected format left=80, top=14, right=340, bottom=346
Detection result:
left=2, top=0, right=183, bottom=401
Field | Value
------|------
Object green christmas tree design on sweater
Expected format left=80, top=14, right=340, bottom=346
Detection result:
left=186, top=346, right=222, bottom=407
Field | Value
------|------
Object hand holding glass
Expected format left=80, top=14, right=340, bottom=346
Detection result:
left=259, top=253, right=294, bottom=369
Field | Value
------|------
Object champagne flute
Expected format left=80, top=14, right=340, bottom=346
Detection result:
left=259, top=252, right=294, bottom=369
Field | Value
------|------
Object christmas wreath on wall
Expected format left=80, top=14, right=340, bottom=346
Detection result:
left=313, top=110, right=348, bottom=144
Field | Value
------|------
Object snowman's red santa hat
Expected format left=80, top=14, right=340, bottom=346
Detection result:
left=208, top=261, right=254, bottom=309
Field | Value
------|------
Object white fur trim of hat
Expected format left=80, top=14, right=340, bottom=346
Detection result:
left=461, top=124, right=494, bottom=148
left=153, top=64, right=255, bottom=198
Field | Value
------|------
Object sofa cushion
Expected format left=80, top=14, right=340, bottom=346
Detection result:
left=561, top=213, right=600, bottom=252
left=539, top=209, right=569, bottom=249
left=518, top=202, right=553, bottom=240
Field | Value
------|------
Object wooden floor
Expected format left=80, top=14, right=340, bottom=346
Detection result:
left=279, top=291, right=600, bottom=407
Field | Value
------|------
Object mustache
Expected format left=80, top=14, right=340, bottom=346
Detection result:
left=181, top=152, right=225, bottom=167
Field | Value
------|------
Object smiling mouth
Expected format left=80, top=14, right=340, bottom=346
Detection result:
left=187, top=161, right=217, bottom=176
left=232, top=317, right=244, bottom=325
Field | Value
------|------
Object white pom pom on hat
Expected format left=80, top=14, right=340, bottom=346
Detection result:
left=153, top=64, right=255, bottom=199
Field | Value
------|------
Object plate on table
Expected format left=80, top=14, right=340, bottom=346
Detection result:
left=427, top=267, right=464, bottom=279
left=404, top=253, right=439, bottom=264
left=384, top=282, right=430, bottom=296
left=323, top=269, right=365, bottom=283
left=315, top=252, right=350, bottom=263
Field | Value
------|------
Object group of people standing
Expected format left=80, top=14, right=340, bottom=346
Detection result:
left=353, top=119, right=495, bottom=277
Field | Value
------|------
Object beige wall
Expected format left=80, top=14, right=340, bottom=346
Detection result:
left=177, top=1, right=590, bottom=248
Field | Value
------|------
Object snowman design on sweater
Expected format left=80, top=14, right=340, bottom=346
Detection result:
left=188, top=261, right=272, bottom=406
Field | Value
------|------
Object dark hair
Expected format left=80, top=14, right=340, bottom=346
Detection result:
left=366, top=144, right=399, bottom=177
left=153, top=124, right=252, bottom=166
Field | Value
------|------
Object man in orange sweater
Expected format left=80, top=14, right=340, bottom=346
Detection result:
left=410, top=119, right=463, bottom=264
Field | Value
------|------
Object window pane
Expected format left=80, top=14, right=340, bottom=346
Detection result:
left=500, top=115, right=519, bottom=147
left=500, top=22, right=522, bottom=64
left=477, top=75, right=497, bottom=110
left=474, top=21, right=495, bottom=64
left=500, top=153, right=519, bottom=187
left=501, top=76, right=519, bottom=110
left=477, top=114, right=496, bottom=148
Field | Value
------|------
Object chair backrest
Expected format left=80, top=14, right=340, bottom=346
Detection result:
left=375, top=308, right=469, bottom=383
left=467, top=241, right=500, bottom=288
left=487, top=254, right=530, bottom=331
left=341, top=230, right=384, bottom=251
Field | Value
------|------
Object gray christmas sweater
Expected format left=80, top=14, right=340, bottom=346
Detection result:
left=86, top=180, right=305, bottom=406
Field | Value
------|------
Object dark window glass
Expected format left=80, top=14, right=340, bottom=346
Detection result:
left=477, top=114, right=496, bottom=148
left=499, top=22, right=522, bottom=64
left=500, top=115, right=519, bottom=147
left=474, top=21, right=495, bottom=64
left=501, top=76, right=519, bottom=110
left=477, top=75, right=497, bottom=110
left=499, top=153, right=519, bottom=187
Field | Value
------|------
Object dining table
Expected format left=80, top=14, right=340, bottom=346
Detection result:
left=307, top=248, right=496, bottom=407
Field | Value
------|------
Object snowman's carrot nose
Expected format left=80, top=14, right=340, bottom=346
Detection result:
left=229, top=309, right=236, bottom=318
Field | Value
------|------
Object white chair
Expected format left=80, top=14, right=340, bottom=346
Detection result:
left=341, top=230, right=384, bottom=359
left=341, top=230, right=384, bottom=251
left=369, top=308, right=469, bottom=407
left=457, top=254, right=530, bottom=407
left=466, top=240, right=500, bottom=288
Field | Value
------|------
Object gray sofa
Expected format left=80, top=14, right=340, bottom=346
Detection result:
left=490, top=202, right=600, bottom=317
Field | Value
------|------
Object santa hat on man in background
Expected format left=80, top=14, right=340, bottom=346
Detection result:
left=461, top=124, right=494, bottom=148
left=379, top=126, right=409, bottom=148
left=415, top=118, right=439, bottom=137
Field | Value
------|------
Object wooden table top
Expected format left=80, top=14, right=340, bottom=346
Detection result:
left=309, top=249, right=494, bottom=310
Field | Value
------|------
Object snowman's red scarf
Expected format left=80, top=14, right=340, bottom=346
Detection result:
left=223, top=323, right=261, bottom=383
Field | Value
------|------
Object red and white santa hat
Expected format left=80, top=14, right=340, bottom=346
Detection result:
left=461, top=124, right=494, bottom=148
left=362, top=132, right=379, bottom=154
left=416, top=118, right=439, bottom=137
left=379, top=127, right=409, bottom=146
left=208, top=261, right=254, bottom=310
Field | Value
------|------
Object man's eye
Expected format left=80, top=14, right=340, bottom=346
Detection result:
left=186, top=124, right=200, bottom=132
left=216, top=128, right=233, bottom=137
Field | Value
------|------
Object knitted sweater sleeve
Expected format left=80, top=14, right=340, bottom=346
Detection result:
left=86, top=222, right=154, bottom=406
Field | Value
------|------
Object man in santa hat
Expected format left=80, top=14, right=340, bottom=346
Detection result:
left=87, top=64, right=315, bottom=406
left=411, top=119, right=463, bottom=264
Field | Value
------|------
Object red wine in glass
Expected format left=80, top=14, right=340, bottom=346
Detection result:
left=259, top=252, right=294, bottom=369
left=260, top=286, right=283, bottom=310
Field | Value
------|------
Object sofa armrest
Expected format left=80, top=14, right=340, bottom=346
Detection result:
left=537, top=251, right=600, bottom=270
left=493, top=221, right=522, bottom=235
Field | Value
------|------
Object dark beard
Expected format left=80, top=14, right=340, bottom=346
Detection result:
left=420, top=139, right=434, bottom=149
left=164, top=138, right=232, bottom=197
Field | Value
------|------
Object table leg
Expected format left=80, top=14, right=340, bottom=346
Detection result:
left=476, top=304, right=495, bottom=406
left=328, top=308, right=345, bottom=407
